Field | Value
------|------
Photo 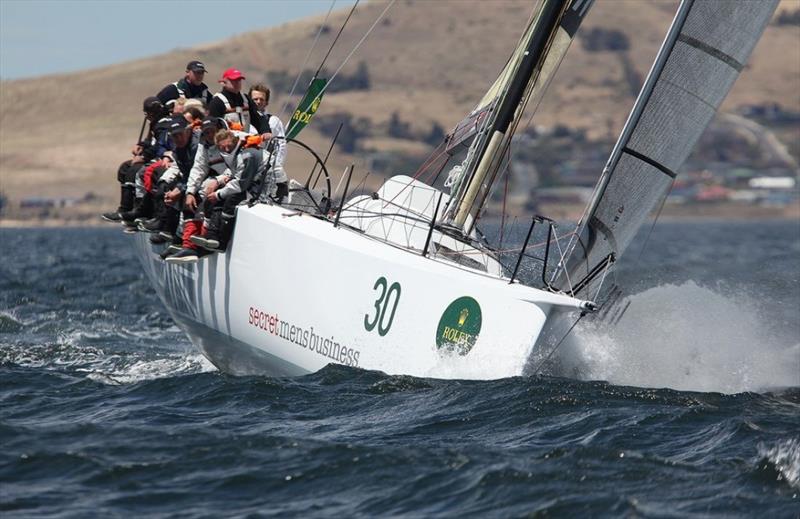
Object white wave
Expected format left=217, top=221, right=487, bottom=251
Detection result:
left=758, top=438, right=800, bottom=489
left=2, top=336, right=216, bottom=384
left=426, top=338, right=531, bottom=380
left=555, top=281, right=800, bottom=393
left=83, top=353, right=216, bottom=385
left=0, top=342, right=107, bottom=369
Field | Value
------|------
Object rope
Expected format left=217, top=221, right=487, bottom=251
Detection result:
left=279, top=0, right=337, bottom=118
left=531, top=313, right=585, bottom=376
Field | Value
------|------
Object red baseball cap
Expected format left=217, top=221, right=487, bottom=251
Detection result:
left=221, top=68, right=245, bottom=81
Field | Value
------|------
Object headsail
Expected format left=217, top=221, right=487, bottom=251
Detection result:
left=556, top=0, right=778, bottom=297
left=444, top=0, right=594, bottom=233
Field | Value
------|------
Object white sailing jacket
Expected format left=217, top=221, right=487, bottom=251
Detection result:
left=186, top=141, right=229, bottom=196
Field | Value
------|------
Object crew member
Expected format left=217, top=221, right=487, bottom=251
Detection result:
left=208, top=68, right=264, bottom=134
left=166, top=118, right=230, bottom=263
left=157, top=60, right=212, bottom=110
left=249, top=83, right=289, bottom=202
left=191, top=128, right=282, bottom=253
left=101, top=96, right=169, bottom=223
left=148, top=115, right=198, bottom=244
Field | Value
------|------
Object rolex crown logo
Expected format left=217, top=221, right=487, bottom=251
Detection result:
left=436, top=297, right=482, bottom=355
left=458, top=308, right=469, bottom=327
left=311, top=97, right=321, bottom=112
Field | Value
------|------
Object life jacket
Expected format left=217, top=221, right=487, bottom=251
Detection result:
left=214, top=91, right=251, bottom=132
left=174, top=136, right=199, bottom=183
left=207, top=145, right=227, bottom=176
left=263, top=112, right=278, bottom=134
left=172, top=78, right=209, bottom=105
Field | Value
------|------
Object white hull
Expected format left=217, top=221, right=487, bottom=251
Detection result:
left=133, top=195, right=588, bottom=379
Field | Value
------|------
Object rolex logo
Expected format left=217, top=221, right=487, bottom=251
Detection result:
left=436, top=297, right=482, bottom=356
left=458, top=309, right=469, bottom=326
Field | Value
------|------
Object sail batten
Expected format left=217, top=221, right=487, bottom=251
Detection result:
left=556, top=0, right=779, bottom=296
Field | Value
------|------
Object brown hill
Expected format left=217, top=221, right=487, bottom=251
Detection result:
left=1, top=0, right=798, bottom=213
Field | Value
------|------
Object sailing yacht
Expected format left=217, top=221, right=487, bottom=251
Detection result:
left=133, top=0, right=778, bottom=378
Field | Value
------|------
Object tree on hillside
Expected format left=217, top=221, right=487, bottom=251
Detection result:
left=776, top=9, right=800, bottom=26
left=424, top=122, right=446, bottom=146
left=580, top=27, right=630, bottom=52
left=267, top=61, right=370, bottom=96
left=315, top=112, right=373, bottom=153
left=388, top=112, right=413, bottom=139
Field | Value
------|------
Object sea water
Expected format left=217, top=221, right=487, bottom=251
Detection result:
left=1, top=221, right=798, bottom=516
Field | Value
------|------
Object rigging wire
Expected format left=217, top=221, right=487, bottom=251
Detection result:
left=530, top=313, right=586, bottom=376
left=636, top=180, right=675, bottom=261
left=382, top=144, right=452, bottom=208
left=279, top=0, right=338, bottom=118
left=310, top=0, right=395, bottom=106
left=429, top=153, right=452, bottom=186
left=592, top=253, right=615, bottom=303
left=315, top=0, right=361, bottom=78
left=550, top=224, right=575, bottom=295
left=498, top=171, right=510, bottom=251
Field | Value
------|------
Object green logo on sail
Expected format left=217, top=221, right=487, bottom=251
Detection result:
left=436, top=296, right=482, bottom=355
left=286, top=77, right=327, bottom=139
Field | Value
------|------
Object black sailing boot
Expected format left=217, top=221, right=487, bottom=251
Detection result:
left=190, top=210, right=221, bottom=250
left=215, top=212, right=236, bottom=252
left=151, top=205, right=179, bottom=244
left=101, top=186, right=135, bottom=222
left=138, top=194, right=164, bottom=232
left=122, top=193, right=154, bottom=225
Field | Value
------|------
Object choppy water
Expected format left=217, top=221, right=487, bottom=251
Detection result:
left=1, top=222, right=799, bottom=516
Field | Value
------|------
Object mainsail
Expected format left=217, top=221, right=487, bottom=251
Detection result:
left=556, top=0, right=778, bottom=297
left=444, top=0, right=594, bottom=232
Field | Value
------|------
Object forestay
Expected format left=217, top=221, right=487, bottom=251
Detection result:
left=556, top=0, right=778, bottom=297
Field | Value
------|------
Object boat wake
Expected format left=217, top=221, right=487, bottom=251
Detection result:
left=756, top=438, right=800, bottom=490
left=553, top=281, right=799, bottom=394
left=0, top=325, right=216, bottom=385
left=82, top=354, right=217, bottom=385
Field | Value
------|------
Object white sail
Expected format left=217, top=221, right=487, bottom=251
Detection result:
left=557, top=0, right=778, bottom=296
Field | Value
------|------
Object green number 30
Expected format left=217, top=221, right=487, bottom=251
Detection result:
left=364, top=277, right=401, bottom=336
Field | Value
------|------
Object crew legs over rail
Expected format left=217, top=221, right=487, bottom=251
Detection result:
left=101, top=61, right=289, bottom=264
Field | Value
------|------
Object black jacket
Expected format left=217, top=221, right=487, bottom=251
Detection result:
left=208, top=90, right=267, bottom=134
left=157, top=78, right=212, bottom=107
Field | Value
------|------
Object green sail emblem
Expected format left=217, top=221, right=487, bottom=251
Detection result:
left=436, top=296, right=482, bottom=355
left=286, top=77, right=327, bottom=139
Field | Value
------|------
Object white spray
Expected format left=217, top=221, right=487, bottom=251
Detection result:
left=553, top=281, right=800, bottom=393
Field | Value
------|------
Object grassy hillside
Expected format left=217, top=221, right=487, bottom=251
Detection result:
left=1, top=0, right=798, bottom=216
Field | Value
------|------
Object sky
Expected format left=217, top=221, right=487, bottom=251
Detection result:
left=0, top=0, right=356, bottom=80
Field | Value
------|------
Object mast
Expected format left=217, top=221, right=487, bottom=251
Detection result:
left=446, top=0, right=585, bottom=233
